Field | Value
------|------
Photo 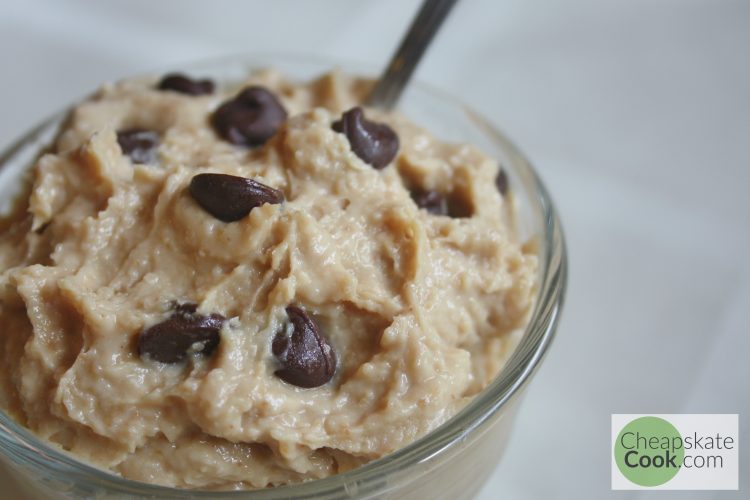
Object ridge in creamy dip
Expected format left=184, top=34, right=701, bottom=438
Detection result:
left=0, top=69, right=537, bottom=489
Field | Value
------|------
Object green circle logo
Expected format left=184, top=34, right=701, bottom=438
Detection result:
left=614, top=416, right=684, bottom=487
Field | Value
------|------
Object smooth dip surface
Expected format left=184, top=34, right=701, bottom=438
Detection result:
left=0, top=70, right=537, bottom=489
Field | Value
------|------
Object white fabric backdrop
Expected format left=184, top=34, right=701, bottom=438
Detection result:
left=0, top=1, right=747, bottom=498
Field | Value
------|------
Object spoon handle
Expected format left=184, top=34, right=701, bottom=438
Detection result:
left=367, top=0, right=459, bottom=110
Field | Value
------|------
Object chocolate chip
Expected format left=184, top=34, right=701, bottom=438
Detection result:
left=411, top=189, right=449, bottom=215
left=157, top=73, right=215, bottom=96
left=117, top=129, right=160, bottom=164
left=211, top=86, right=287, bottom=147
left=272, top=306, right=336, bottom=388
left=410, top=188, right=472, bottom=218
left=189, top=173, right=284, bottom=222
left=495, top=168, right=509, bottom=196
left=332, top=107, right=399, bottom=169
left=138, top=304, right=225, bottom=363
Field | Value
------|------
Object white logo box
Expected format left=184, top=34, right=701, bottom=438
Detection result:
left=611, top=414, right=739, bottom=490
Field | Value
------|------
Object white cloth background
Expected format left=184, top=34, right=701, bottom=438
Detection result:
left=0, top=1, right=747, bottom=498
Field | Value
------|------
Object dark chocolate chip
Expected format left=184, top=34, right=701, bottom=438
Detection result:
left=189, top=173, right=284, bottom=222
left=211, top=86, right=287, bottom=147
left=410, top=188, right=472, bottom=218
left=495, top=168, right=509, bottom=196
left=117, top=129, right=160, bottom=164
left=411, top=189, right=449, bottom=216
left=272, top=306, right=336, bottom=388
left=157, top=73, right=215, bottom=96
left=332, top=107, right=399, bottom=169
left=138, top=304, right=225, bottom=363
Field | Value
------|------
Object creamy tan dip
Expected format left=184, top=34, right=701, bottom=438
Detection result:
left=0, top=69, right=536, bottom=489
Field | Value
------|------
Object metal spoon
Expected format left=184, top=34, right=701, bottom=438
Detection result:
left=367, top=0, right=459, bottom=110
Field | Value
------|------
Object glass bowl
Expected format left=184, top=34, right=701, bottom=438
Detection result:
left=0, top=54, right=567, bottom=499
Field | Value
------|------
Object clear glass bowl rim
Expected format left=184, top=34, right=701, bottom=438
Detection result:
left=0, top=52, right=567, bottom=498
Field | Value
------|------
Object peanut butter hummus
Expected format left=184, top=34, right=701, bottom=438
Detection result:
left=0, top=70, right=537, bottom=489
